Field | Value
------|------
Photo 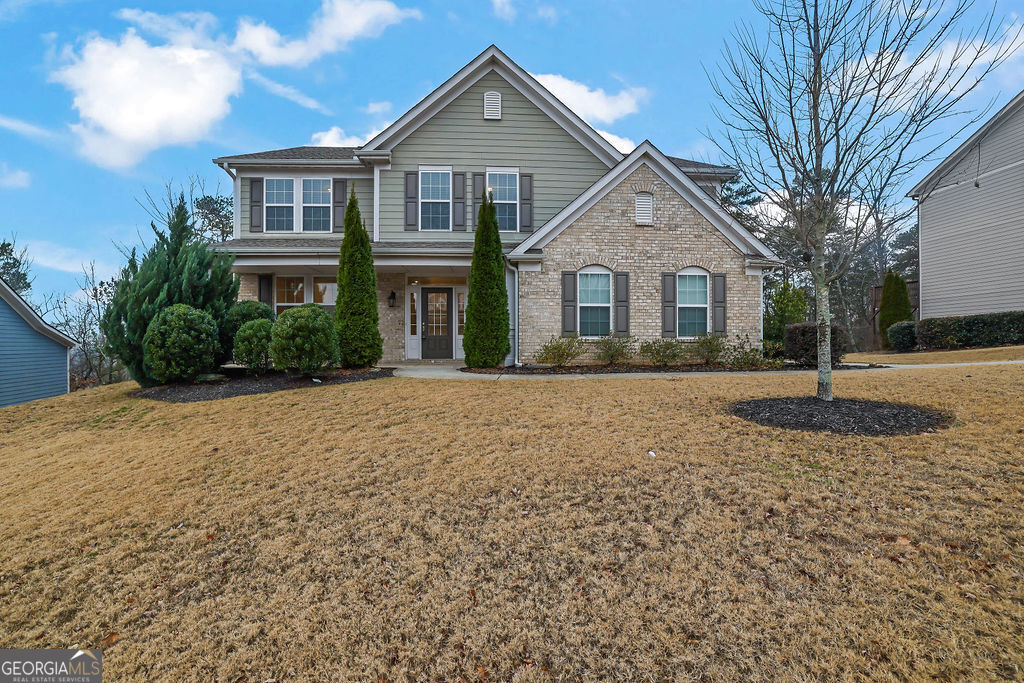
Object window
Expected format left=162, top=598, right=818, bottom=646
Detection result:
left=457, top=292, right=466, bottom=336
left=483, top=91, right=502, bottom=119
left=635, top=192, right=653, bottom=225
left=313, top=276, right=337, bottom=314
left=578, top=266, right=612, bottom=337
left=265, top=179, right=294, bottom=232
left=677, top=268, right=709, bottom=338
left=487, top=170, right=518, bottom=232
left=409, top=291, right=417, bottom=335
left=302, top=179, right=331, bottom=232
left=275, top=276, right=304, bottom=315
left=420, top=170, right=451, bottom=230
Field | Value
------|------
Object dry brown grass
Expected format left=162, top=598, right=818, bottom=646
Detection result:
left=1, top=367, right=1022, bottom=680
left=847, top=344, right=1024, bottom=364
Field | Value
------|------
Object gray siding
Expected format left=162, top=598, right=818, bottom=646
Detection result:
left=918, top=104, right=1024, bottom=318
left=379, top=70, right=611, bottom=243
left=0, top=298, right=68, bottom=408
left=238, top=175, right=374, bottom=237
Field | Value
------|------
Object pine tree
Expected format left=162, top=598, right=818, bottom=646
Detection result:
left=335, top=189, right=383, bottom=368
left=878, top=269, right=913, bottom=349
left=100, top=194, right=238, bottom=386
left=463, top=191, right=510, bottom=367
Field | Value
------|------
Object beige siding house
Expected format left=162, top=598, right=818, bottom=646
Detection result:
left=909, top=89, right=1024, bottom=319
left=212, top=46, right=778, bottom=364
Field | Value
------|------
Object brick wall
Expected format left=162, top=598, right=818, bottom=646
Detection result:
left=238, top=274, right=258, bottom=302
left=518, top=164, right=763, bottom=362
left=376, top=273, right=406, bottom=362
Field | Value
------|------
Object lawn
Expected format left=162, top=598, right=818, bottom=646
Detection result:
left=1, top=367, right=1022, bottom=679
left=847, top=344, right=1024, bottom=364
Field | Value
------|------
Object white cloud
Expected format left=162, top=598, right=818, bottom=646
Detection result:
left=532, top=73, right=649, bottom=125
left=310, top=125, right=386, bottom=147
left=492, top=0, right=515, bottom=21
left=362, top=100, right=392, bottom=115
left=235, top=0, right=422, bottom=67
left=247, top=71, right=331, bottom=114
left=0, top=0, right=66, bottom=22
left=22, top=239, right=116, bottom=278
left=0, top=162, right=30, bottom=188
left=596, top=129, right=635, bottom=153
left=0, top=113, right=54, bottom=140
left=535, top=5, right=558, bottom=24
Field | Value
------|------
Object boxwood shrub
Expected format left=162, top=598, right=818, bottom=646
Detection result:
left=270, top=303, right=339, bottom=375
left=887, top=321, right=917, bottom=353
left=220, top=300, right=274, bottom=363
left=783, top=322, right=847, bottom=366
left=534, top=335, right=586, bottom=367
left=142, top=304, right=218, bottom=383
left=233, top=318, right=273, bottom=373
left=915, top=311, right=1024, bottom=350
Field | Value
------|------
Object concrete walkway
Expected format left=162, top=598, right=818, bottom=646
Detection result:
left=389, top=359, right=1024, bottom=380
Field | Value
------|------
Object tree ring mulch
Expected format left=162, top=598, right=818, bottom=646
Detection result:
left=729, top=397, right=952, bottom=436
left=136, top=367, right=394, bottom=403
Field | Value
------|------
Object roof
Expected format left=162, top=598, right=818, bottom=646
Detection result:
left=667, top=156, right=737, bottom=179
left=213, top=146, right=357, bottom=164
left=909, top=87, right=1024, bottom=199
left=213, top=238, right=478, bottom=254
left=0, top=277, right=76, bottom=348
left=509, top=140, right=778, bottom=262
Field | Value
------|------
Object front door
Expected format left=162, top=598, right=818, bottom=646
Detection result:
left=421, top=287, right=454, bottom=359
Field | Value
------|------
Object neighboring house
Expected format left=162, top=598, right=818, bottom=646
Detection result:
left=909, top=89, right=1024, bottom=319
left=213, top=46, right=779, bottom=364
left=0, top=277, right=76, bottom=408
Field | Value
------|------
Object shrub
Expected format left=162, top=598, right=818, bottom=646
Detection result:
left=221, top=300, right=273, bottom=362
left=887, top=321, right=917, bottom=353
left=463, top=191, right=511, bottom=367
left=878, top=270, right=914, bottom=348
left=534, top=335, right=586, bottom=367
left=592, top=334, right=635, bottom=365
left=335, top=189, right=383, bottom=368
left=915, top=311, right=1024, bottom=350
left=784, top=322, right=847, bottom=366
left=638, top=338, right=685, bottom=366
left=692, top=333, right=729, bottom=365
left=270, top=303, right=339, bottom=374
left=142, top=304, right=218, bottom=383
left=764, top=280, right=807, bottom=343
left=726, top=335, right=778, bottom=369
left=233, top=318, right=273, bottom=373
left=762, top=339, right=785, bottom=360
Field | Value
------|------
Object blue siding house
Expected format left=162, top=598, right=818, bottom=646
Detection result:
left=1, top=277, right=76, bottom=408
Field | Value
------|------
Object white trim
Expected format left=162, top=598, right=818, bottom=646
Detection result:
left=300, top=178, right=332, bottom=233
left=635, top=191, right=653, bottom=225
left=483, top=90, right=502, bottom=119
left=486, top=168, right=520, bottom=232
left=418, top=167, right=453, bottom=231
left=676, top=267, right=710, bottom=340
left=0, top=277, right=76, bottom=348
left=232, top=172, right=241, bottom=239
left=914, top=156, right=1024, bottom=199
left=577, top=265, right=613, bottom=339
left=373, top=164, right=381, bottom=242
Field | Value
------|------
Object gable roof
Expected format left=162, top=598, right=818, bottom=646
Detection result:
left=667, top=156, right=737, bottom=180
left=909, top=87, right=1024, bottom=199
left=0, top=277, right=76, bottom=348
left=510, top=140, right=777, bottom=261
left=361, top=45, right=624, bottom=167
left=214, top=146, right=357, bottom=163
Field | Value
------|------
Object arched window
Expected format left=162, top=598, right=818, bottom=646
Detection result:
left=635, top=192, right=653, bottom=225
left=578, top=265, right=612, bottom=337
left=677, top=267, right=709, bottom=338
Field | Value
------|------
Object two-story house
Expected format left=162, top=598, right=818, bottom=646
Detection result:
left=212, top=46, right=779, bottom=364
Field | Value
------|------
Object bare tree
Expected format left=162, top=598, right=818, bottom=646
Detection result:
left=137, top=175, right=233, bottom=243
left=709, top=0, right=1020, bottom=400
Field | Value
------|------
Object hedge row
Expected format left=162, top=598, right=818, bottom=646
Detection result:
left=915, top=310, right=1024, bottom=350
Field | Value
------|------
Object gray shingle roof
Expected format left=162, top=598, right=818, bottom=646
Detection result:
left=667, top=156, right=737, bottom=177
left=213, top=146, right=357, bottom=162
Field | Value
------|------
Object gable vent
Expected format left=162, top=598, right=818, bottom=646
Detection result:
left=635, top=192, right=653, bottom=225
left=483, top=91, right=502, bottom=120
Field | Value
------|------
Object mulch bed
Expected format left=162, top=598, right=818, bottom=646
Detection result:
left=136, top=367, right=394, bottom=403
left=729, top=397, right=952, bottom=436
left=461, top=363, right=880, bottom=375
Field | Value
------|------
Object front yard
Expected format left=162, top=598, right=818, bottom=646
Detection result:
left=1, top=367, right=1021, bottom=679
left=846, top=344, right=1024, bottom=364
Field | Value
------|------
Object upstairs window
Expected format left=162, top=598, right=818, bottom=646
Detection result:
left=302, top=179, right=331, bottom=232
left=420, top=169, right=452, bottom=230
left=635, top=192, right=653, bottom=225
left=265, top=179, right=294, bottom=232
left=578, top=266, right=612, bottom=337
left=487, top=170, right=518, bottom=232
left=483, top=91, right=502, bottom=119
left=677, top=268, right=709, bottom=338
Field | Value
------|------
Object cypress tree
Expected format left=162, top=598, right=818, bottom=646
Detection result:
left=463, top=191, right=510, bottom=367
left=335, top=189, right=383, bottom=368
left=878, top=269, right=914, bottom=349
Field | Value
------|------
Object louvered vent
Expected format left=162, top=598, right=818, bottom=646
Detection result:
left=483, top=91, right=502, bottom=120
left=635, top=192, right=653, bottom=225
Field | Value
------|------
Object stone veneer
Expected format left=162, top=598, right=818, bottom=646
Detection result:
left=517, top=163, right=763, bottom=363
left=238, top=274, right=258, bottom=302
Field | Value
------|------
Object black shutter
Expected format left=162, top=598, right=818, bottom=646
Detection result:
left=258, top=274, right=273, bottom=306
left=472, top=172, right=485, bottom=229
left=404, top=172, right=418, bottom=231
left=712, top=273, right=727, bottom=335
left=561, top=271, right=577, bottom=337
left=249, top=178, right=263, bottom=232
left=614, top=272, right=629, bottom=336
left=661, top=272, right=677, bottom=337
left=332, top=179, right=347, bottom=233
left=519, top=173, right=533, bottom=232
left=452, top=172, right=466, bottom=231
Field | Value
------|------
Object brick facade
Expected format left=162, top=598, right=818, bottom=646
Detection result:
left=517, top=163, right=763, bottom=363
left=238, top=274, right=258, bottom=302
left=376, top=273, right=406, bottom=362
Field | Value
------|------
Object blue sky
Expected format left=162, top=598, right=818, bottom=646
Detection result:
left=1, top=0, right=1021, bottom=302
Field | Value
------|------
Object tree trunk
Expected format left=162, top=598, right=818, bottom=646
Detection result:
left=813, top=254, right=833, bottom=401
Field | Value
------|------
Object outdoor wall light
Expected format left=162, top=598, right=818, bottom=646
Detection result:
left=388, top=291, right=397, bottom=308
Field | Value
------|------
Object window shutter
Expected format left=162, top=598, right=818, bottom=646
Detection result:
left=519, top=173, right=533, bottom=232
left=712, top=273, right=727, bottom=335
left=452, top=172, right=466, bottom=231
left=404, top=172, right=418, bottom=231
left=249, top=178, right=263, bottom=232
left=472, top=172, right=485, bottom=229
left=661, top=272, right=677, bottom=337
left=258, top=274, right=273, bottom=306
left=561, top=271, right=577, bottom=337
left=332, top=179, right=347, bottom=233
left=614, top=272, right=629, bottom=336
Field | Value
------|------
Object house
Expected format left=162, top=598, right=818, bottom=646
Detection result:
left=0, top=277, right=76, bottom=408
left=908, top=89, right=1024, bottom=319
left=212, top=46, right=779, bottom=364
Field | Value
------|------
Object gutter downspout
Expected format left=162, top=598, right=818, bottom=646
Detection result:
left=219, top=162, right=236, bottom=180
left=514, top=265, right=521, bottom=366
